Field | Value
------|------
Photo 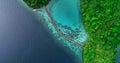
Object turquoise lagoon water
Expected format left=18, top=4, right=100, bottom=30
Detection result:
left=47, top=0, right=88, bottom=45
left=22, top=0, right=88, bottom=63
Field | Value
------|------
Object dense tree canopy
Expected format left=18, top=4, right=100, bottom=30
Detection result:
left=23, top=0, right=50, bottom=9
left=81, top=0, right=120, bottom=63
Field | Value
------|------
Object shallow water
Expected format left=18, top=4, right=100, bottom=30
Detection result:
left=49, top=0, right=81, bottom=30
left=47, top=0, right=88, bottom=44
left=31, top=0, right=89, bottom=63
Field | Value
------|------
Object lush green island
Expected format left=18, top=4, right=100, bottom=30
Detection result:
left=81, top=0, right=120, bottom=63
left=23, top=0, right=120, bottom=63
left=23, top=0, right=50, bottom=9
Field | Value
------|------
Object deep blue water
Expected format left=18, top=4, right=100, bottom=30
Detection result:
left=0, top=0, right=73, bottom=63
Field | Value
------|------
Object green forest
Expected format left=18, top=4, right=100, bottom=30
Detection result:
left=23, top=0, right=50, bottom=9
left=81, top=0, right=120, bottom=63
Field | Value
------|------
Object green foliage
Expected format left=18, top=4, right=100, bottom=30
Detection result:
left=81, top=0, right=120, bottom=63
left=23, top=0, right=50, bottom=9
